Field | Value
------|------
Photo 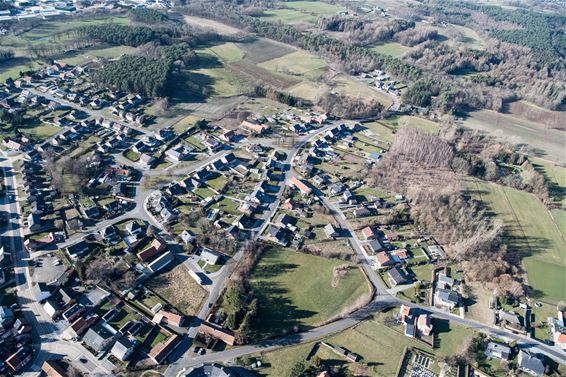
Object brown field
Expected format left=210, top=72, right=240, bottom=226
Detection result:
left=184, top=15, right=242, bottom=35
left=227, top=60, right=300, bottom=89
left=147, top=264, right=208, bottom=316
left=505, top=100, right=566, bottom=130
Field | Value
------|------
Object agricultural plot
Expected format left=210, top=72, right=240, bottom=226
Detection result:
left=258, top=1, right=346, bottom=24
left=380, top=115, right=440, bottom=135
left=250, top=248, right=370, bottom=337
left=258, top=50, right=327, bottom=78
left=59, top=45, right=138, bottom=66
left=469, top=180, right=566, bottom=303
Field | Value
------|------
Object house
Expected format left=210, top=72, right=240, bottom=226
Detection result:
left=5, top=347, right=32, bottom=374
left=111, top=335, right=135, bottom=361
left=32, top=282, right=52, bottom=302
left=498, top=309, right=522, bottom=327
left=185, top=364, right=236, bottom=377
left=375, top=251, right=394, bottom=267
left=43, top=299, right=64, bottom=319
left=27, top=213, right=42, bottom=233
left=485, top=341, right=511, bottom=360
left=83, top=323, right=116, bottom=353
left=417, top=314, right=433, bottom=336
left=361, top=226, right=377, bottom=240
left=324, top=224, right=339, bottom=238
left=160, top=207, right=177, bottom=223
left=353, top=206, right=371, bottom=218
left=67, top=240, right=89, bottom=259
left=139, top=154, right=155, bottom=169
left=437, top=273, right=459, bottom=290
left=387, top=267, right=409, bottom=287
left=165, top=146, right=188, bottom=163
left=147, top=251, right=174, bottom=273
left=518, top=350, right=545, bottom=376
left=266, top=225, right=289, bottom=246
left=41, top=360, right=69, bottom=377
left=138, top=238, right=167, bottom=262
left=201, top=247, right=222, bottom=265
left=290, top=176, right=312, bottom=195
left=329, top=182, right=346, bottom=196
left=198, top=321, right=236, bottom=346
left=220, top=129, right=236, bottom=142
left=149, top=334, right=180, bottom=365
left=181, top=230, right=196, bottom=244
left=126, top=221, right=144, bottom=237
left=70, top=315, right=98, bottom=336
left=241, top=120, right=269, bottom=134
left=152, top=310, right=184, bottom=327
left=435, top=288, right=460, bottom=309
left=368, top=239, right=385, bottom=253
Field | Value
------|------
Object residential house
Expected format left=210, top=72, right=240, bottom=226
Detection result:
left=27, top=213, right=42, bottom=233
left=5, top=347, right=32, bottom=374
left=67, top=240, right=89, bottom=259
left=149, top=334, right=180, bottom=365
left=198, top=322, right=236, bottom=346
left=201, top=247, right=222, bottom=265
left=41, top=360, right=69, bottom=377
left=152, top=310, right=184, bottom=328
left=138, top=238, right=167, bottom=263
left=518, top=350, right=545, bottom=377
left=147, top=251, right=174, bottom=273
left=83, top=323, right=116, bottom=353
left=266, top=225, right=289, bottom=246
left=181, top=230, right=196, bottom=244
left=111, top=335, right=135, bottom=361
left=324, top=224, right=339, bottom=238
left=241, top=120, right=269, bottom=134
left=139, top=154, right=155, bottom=169
left=375, top=251, right=394, bottom=268
left=32, top=282, right=52, bottom=302
left=126, top=221, right=144, bottom=237
left=353, top=206, right=371, bottom=218
left=417, top=314, right=433, bottom=336
left=435, top=288, right=460, bottom=309
left=290, top=176, right=312, bottom=196
left=368, top=239, right=385, bottom=253
left=485, top=342, right=511, bottom=360
left=361, top=226, right=377, bottom=240
left=387, top=267, right=409, bottom=287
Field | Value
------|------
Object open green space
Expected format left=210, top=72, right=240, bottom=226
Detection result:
left=469, top=181, right=566, bottom=303
left=206, top=42, right=245, bottom=62
left=258, top=50, right=327, bottom=78
left=60, top=45, right=138, bottom=66
left=258, top=1, right=346, bottom=24
left=254, top=312, right=476, bottom=377
left=381, top=115, right=440, bottom=135
left=249, top=248, right=370, bottom=337
left=371, top=42, right=410, bottom=58
left=18, top=123, right=61, bottom=140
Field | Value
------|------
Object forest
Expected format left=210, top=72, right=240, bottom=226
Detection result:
left=129, top=7, right=169, bottom=24
left=75, top=23, right=175, bottom=47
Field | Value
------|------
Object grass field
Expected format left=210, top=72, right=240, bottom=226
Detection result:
left=254, top=312, right=476, bottom=377
left=371, top=42, right=410, bottom=58
left=469, top=180, right=566, bottom=303
left=381, top=115, right=440, bottom=134
left=250, top=248, right=370, bottom=337
left=332, top=74, right=394, bottom=107
left=258, top=50, right=327, bottom=78
left=59, top=45, right=137, bottom=65
left=18, top=123, right=61, bottom=139
left=259, top=1, right=346, bottom=24
left=205, top=42, right=245, bottom=63
left=147, top=264, right=208, bottom=316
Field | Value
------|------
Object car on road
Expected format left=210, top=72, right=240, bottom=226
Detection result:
left=79, top=358, right=88, bottom=364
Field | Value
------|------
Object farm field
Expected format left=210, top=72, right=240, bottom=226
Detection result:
left=184, top=15, right=242, bottom=35
left=249, top=248, right=370, bottom=337
left=463, top=110, right=565, bottom=163
left=258, top=50, right=327, bottom=79
left=59, top=45, right=138, bottom=66
left=469, top=180, right=566, bottom=303
left=416, top=22, right=485, bottom=50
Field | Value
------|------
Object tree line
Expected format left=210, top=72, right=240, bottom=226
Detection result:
left=75, top=23, right=177, bottom=47
left=0, top=48, right=14, bottom=63
left=129, top=8, right=169, bottom=24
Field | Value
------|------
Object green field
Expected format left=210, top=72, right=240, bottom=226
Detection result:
left=381, top=115, right=440, bottom=135
left=470, top=181, right=566, bottom=303
left=254, top=312, right=475, bottom=377
left=258, top=1, right=345, bottom=24
left=19, top=123, right=61, bottom=139
left=371, top=42, right=410, bottom=58
left=258, top=50, right=327, bottom=78
left=250, top=248, right=370, bottom=337
left=59, top=45, right=138, bottom=66
left=206, top=42, right=245, bottom=62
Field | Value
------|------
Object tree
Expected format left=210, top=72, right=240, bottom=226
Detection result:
left=289, top=362, right=308, bottom=377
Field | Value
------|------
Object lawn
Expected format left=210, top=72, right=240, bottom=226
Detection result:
left=371, top=42, right=410, bottom=58
left=254, top=311, right=476, bottom=377
left=249, top=248, right=371, bottom=337
left=205, top=174, right=227, bottom=191
left=124, top=149, right=141, bottom=162
left=332, top=74, right=394, bottom=108
left=147, top=264, right=208, bottom=316
left=408, top=263, right=434, bottom=283
left=193, top=187, right=216, bottom=199
left=469, top=180, right=566, bottom=303
left=197, top=259, right=223, bottom=273
left=210, top=197, right=240, bottom=215
left=259, top=1, right=346, bottom=24
left=19, top=124, right=61, bottom=140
